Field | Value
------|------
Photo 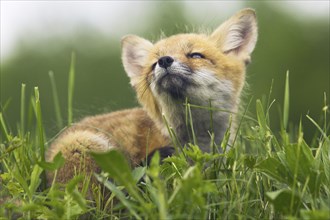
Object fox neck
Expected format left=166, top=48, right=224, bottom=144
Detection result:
left=156, top=79, right=237, bottom=152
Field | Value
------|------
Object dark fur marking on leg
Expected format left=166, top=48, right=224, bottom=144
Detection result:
left=145, top=146, right=175, bottom=166
left=137, top=146, right=175, bottom=185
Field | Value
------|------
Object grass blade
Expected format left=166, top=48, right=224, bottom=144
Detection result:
left=95, top=174, right=141, bottom=220
left=187, top=103, right=197, bottom=145
left=34, top=87, right=45, bottom=161
left=29, top=164, right=43, bottom=195
left=0, top=112, right=10, bottom=142
left=306, top=115, right=329, bottom=141
left=283, top=71, right=290, bottom=130
left=68, top=52, right=76, bottom=126
left=91, top=150, right=144, bottom=204
left=49, top=71, right=63, bottom=129
left=322, top=92, right=328, bottom=135
left=256, top=99, right=268, bottom=132
left=20, top=83, right=26, bottom=137
left=34, top=87, right=48, bottom=190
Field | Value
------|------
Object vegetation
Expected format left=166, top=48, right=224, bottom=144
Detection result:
left=0, top=58, right=329, bottom=219
left=0, top=2, right=328, bottom=219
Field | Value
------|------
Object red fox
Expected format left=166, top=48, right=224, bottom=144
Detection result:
left=46, top=8, right=258, bottom=184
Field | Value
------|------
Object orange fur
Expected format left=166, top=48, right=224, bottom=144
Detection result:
left=47, top=8, right=258, bottom=189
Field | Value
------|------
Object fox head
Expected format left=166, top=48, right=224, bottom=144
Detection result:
left=121, top=8, right=258, bottom=150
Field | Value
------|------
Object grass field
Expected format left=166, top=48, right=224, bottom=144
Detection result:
left=0, top=59, right=329, bottom=219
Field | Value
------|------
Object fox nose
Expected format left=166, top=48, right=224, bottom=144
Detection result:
left=158, top=56, right=174, bottom=69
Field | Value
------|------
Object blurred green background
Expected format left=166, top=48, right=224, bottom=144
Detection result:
left=1, top=1, right=329, bottom=143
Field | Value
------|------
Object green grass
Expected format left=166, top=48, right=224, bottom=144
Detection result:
left=0, top=59, right=329, bottom=219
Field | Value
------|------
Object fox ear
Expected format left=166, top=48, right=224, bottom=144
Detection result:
left=121, top=35, right=153, bottom=85
left=211, top=8, right=257, bottom=61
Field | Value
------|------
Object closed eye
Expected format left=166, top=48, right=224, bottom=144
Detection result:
left=188, top=52, right=205, bottom=59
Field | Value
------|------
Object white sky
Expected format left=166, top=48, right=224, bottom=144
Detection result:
left=1, top=1, right=329, bottom=61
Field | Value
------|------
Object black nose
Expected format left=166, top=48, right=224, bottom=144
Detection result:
left=158, top=56, right=174, bottom=69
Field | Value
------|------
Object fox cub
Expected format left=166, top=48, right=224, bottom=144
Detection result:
left=46, top=8, right=258, bottom=184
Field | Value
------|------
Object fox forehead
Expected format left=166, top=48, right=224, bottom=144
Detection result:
left=151, top=33, right=219, bottom=57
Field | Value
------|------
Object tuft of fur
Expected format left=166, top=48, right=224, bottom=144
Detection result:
left=46, top=109, right=170, bottom=185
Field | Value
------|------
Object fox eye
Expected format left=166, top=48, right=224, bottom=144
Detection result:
left=188, top=52, right=205, bottom=59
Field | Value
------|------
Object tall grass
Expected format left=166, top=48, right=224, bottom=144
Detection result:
left=48, top=71, right=63, bottom=130
left=67, top=52, right=76, bottom=126
left=0, top=57, right=329, bottom=219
